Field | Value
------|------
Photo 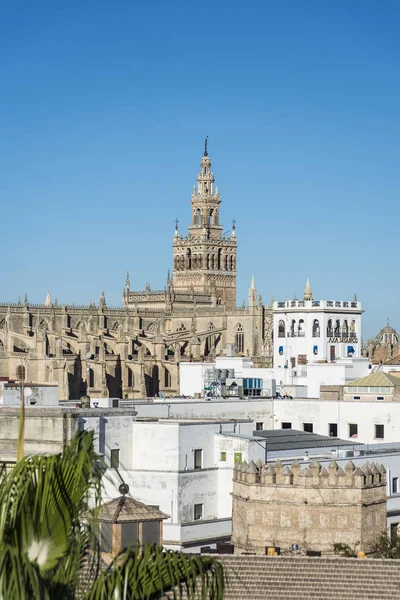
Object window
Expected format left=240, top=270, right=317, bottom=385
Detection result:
left=235, top=324, right=244, bottom=354
left=303, top=423, right=313, bottom=433
left=220, top=452, right=227, bottom=461
left=110, top=449, right=120, bottom=469
left=100, top=522, right=112, bottom=553
left=194, top=503, right=203, bottom=521
left=290, top=357, right=296, bottom=368
left=234, top=452, right=242, bottom=464
left=349, top=424, right=358, bottom=438
left=353, top=396, right=360, bottom=400
left=376, top=396, right=384, bottom=401
left=375, top=424, right=384, bottom=439
left=329, top=423, right=338, bottom=437
left=142, top=521, right=160, bottom=546
left=278, top=320, right=285, bottom=338
left=194, top=449, right=202, bottom=469
left=281, top=422, right=292, bottom=429
left=255, top=422, right=263, bottom=431
left=121, top=522, right=139, bottom=551
left=393, top=477, right=399, bottom=494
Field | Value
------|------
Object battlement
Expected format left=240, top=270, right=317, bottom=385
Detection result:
left=233, top=458, right=386, bottom=489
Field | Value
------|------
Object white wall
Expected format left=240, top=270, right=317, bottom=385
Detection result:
left=3, top=385, right=59, bottom=407
left=272, top=398, right=400, bottom=444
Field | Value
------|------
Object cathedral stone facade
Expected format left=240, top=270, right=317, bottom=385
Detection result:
left=0, top=146, right=273, bottom=400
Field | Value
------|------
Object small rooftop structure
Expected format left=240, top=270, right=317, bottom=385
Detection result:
left=346, top=371, right=400, bottom=388
left=97, top=484, right=169, bottom=562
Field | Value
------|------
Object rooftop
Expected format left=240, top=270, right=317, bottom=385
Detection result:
left=206, top=555, right=400, bottom=600
left=252, top=429, right=360, bottom=452
left=97, top=496, right=169, bottom=523
left=346, top=371, right=400, bottom=387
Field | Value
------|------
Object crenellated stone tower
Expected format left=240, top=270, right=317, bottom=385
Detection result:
left=172, top=139, right=237, bottom=308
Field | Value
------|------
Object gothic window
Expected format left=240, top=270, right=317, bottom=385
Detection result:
left=342, top=320, right=349, bottom=336
left=235, top=323, right=244, bottom=354
left=350, top=320, right=356, bottom=334
left=112, top=321, right=119, bottom=331
left=278, top=320, right=285, bottom=338
left=196, top=208, right=201, bottom=225
left=212, top=254, right=216, bottom=269
left=229, top=256, right=233, bottom=271
left=88, top=368, right=95, bottom=388
left=312, top=319, right=320, bottom=337
left=147, top=323, right=155, bottom=332
left=180, top=256, right=184, bottom=269
left=16, top=365, right=26, bottom=382
left=127, top=368, right=134, bottom=388
left=327, top=319, right=333, bottom=336
left=176, top=323, right=186, bottom=331
left=207, top=254, right=210, bottom=269
left=187, top=248, right=192, bottom=269
left=198, top=255, right=202, bottom=269
left=225, top=255, right=229, bottom=270
left=334, top=320, right=341, bottom=336
left=209, top=209, right=213, bottom=225
left=164, top=367, right=171, bottom=388
left=217, top=249, right=222, bottom=270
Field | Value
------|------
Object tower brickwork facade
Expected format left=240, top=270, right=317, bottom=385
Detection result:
left=173, top=146, right=237, bottom=308
left=231, top=459, right=387, bottom=555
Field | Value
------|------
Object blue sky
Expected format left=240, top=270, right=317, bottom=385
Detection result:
left=1, top=1, right=399, bottom=339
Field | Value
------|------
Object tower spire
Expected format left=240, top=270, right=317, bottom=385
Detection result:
left=303, top=278, right=312, bottom=301
left=204, top=135, right=208, bottom=157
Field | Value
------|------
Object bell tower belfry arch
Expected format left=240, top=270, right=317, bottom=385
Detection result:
left=172, top=139, right=237, bottom=308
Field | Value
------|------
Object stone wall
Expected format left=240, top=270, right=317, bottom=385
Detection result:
left=231, top=458, right=387, bottom=554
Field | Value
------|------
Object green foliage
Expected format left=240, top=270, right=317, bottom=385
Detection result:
left=333, top=542, right=357, bottom=558
left=369, top=531, right=400, bottom=559
left=0, top=431, right=224, bottom=599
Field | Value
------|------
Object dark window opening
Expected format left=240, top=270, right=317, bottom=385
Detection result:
left=255, top=422, right=263, bottom=431
left=375, top=424, right=384, bottom=439
left=194, top=503, right=203, bottom=521
left=349, top=424, right=358, bottom=438
left=303, top=423, right=313, bottom=433
left=194, top=449, right=202, bottom=469
left=110, top=449, right=120, bottom=469
left=281, top=422, right=292, bottom=429
left=329, top=423, right=338, bottom=437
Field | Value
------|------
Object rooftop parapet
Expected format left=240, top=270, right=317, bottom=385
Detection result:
left=233, top=458, right=386, bottom=489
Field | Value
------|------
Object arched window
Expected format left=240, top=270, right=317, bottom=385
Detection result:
left=205, top=323, right=216, bottom=357
left=384, top=334, right=388, bottom=343
left=127, top=368, right=134, bottom=388
left=278, top=320, right=285, bottom=338
left=209, top=209, right=213, bottom=225
left=235, top=323, right=244, bottom=354
left=164, top=367, right=171, bottom=388
left=334, top=320, right=341, bottom=336
left=217, top=248, right=222, bottom=270
left=225, top=255, right=229, bottom=270
left=16, top=365, right=25, bottom=382
left=298, top=319, right=305, bottom=336
left=112, top=321, right=119, bottom=331
left=342, top=320, right=349, bottom=336
left=180, top=255, right=184, bottom=269
left=327, top=319, right=333, bottom=336
left=312, top=319, right=320, bottom=337
left=196, top=208, right=201, bottom=225
left=176, top=323, right=186, bottom=332
left=207, top=254, right=210, bottom=269
left=187, top=248, right=192, bottom=270
left=290, top=320, right=296, bottom=337
left=350, top=320, right=356, bottom=335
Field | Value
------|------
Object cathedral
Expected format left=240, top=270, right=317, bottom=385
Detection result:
left=0, top=144, right=273, bottom=399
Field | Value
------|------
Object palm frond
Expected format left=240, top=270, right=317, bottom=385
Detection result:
left=84, top=544, right=224, bottom=600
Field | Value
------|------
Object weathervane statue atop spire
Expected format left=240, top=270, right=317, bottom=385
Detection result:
left=204, top=136, right=208, bottom=157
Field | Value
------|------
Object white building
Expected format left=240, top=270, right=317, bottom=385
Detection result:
left=273, top=279, right=363, bottom=388
left=82, top=415, right=265, bottom=552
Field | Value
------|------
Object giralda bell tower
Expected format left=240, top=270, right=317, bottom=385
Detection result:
left=172, top=139, right=237, bottom=308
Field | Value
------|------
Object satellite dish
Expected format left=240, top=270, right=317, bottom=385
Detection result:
left=119, top=483, right=129, bottom=496
left=85, top=352, right=92, bottom=359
